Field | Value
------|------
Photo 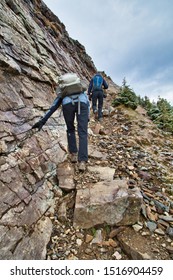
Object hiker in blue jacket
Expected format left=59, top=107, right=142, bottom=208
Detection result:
left=32, top=73, right=90, bottom=171
left=88, top=72, right=108, bottom=121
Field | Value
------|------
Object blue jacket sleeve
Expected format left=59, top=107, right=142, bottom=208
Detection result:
left=88, top=78, right=93, bottom=94
left=41, top=96, right=62, bottom=123
left=103, top=78, right=108, bottom=89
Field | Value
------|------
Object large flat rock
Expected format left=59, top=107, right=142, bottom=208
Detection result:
left=73, top=178, right=142, bottom=229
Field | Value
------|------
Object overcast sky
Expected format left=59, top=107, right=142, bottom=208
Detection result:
left=43, top=0, right=173, bottom=104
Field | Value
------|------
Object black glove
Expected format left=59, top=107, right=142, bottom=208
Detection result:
left=103, top=93, right=107, bottom=98
left=32, top=119, right=45, bottom=131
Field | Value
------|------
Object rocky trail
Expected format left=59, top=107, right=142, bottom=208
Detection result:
left=46, top=95, right=173, bottom=260
left=0, top=0, right=173, bottom=261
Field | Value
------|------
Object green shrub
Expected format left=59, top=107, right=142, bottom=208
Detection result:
left=112, top=78, right=138, bottom=110
left=112, top=79, right=173, bottom=134
left=139, top=96, right=173, bottom=134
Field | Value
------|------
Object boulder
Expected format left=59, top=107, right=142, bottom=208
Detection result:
left=73, top=177, right=142, bottom=229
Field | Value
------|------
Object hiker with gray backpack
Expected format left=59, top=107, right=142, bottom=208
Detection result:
left=32, top=73, right=90, bottom=171
left=88, top=72, right=108, bottom=122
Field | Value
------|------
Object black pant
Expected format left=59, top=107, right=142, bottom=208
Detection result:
left=92, top=90, right=104, bottom=119
left=62, top=102, right=88, bottom=162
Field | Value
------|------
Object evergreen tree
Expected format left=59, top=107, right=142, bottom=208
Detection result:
left=153, top=97, right=173, bottom=131
left=139, top=96, right=153, bottom=110
left=140, top=96, right=173, bottom=133
left=112, top=78, right=173, bottom=134
left=112, top=78, right=138, bottom=110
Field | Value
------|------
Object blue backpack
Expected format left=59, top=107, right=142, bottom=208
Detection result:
left=92, top=75, right=103, bottom=91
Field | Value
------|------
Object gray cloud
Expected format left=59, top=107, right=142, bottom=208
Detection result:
left=44, top=0, right=173, bottom=104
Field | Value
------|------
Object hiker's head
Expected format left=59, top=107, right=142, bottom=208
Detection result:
left=96, top=71, right=102, bottom=76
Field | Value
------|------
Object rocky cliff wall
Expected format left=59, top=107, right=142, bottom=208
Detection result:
left=0, top=0, right=98, bottom=259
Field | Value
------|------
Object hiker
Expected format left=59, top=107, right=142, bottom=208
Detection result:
left=32, top=73, right=90, bottom=171
left=88, top=72, right=108, bottom=121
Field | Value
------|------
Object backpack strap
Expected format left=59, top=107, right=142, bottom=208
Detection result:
left=69, top=94, right=81, bottom=114
left=78, top=96, right=80, bottom=115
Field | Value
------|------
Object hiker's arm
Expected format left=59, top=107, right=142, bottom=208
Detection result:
left=87, top=79, right=93, bottom=95
left=103, top=79, right=108, bottom=89
left=32, top=96, right=62, bottom=130
left=42, top=96, right=63, bottom=122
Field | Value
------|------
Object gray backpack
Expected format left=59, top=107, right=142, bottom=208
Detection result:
left=58, top=73, right=84, bottom=98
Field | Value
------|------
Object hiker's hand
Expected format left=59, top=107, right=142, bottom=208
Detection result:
left=32, top=120, right=45, bottom=131
left=103, top=93, right=107, bottom=98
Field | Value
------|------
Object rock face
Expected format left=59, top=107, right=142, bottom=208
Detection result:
left=0, top=0, right=98, bottom=259
left=2, top=0, right=172, bottom=261
left=73, top=167, right=142, bottom=228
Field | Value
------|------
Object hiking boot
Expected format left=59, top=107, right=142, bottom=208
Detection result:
left=98, top=118, right=103, bottom=123
left=71, top=153, right=77, bottom=163
left=93, top=109, right=98, bottom=120
left=78, top=161, right=86, bottom=171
